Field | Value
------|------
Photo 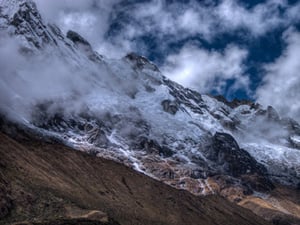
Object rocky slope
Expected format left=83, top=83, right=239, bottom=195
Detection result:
left=0, top=131, right=272, bottom=225
left=0, top=0, right=300, bottom=224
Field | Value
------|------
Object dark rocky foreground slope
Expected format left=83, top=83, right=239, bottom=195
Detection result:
left=0, top=131, right=272, bottom=225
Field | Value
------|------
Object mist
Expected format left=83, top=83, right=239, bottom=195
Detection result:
left=236, top=114, right=290, bottom=147
left=28, top=0, right=300, bottom=120
left=0, top=31, right=134, bottom=125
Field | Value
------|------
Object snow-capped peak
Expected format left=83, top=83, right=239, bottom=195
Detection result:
left=0, top=0, right=28, bottom=18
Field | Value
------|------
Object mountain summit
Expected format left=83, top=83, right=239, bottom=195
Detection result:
left=0, top=1, right=300, bottom=224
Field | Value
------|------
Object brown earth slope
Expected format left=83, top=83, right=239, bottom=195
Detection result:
left=0, top=132, right=271, bottom=225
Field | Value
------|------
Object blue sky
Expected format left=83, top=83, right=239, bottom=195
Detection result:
left=35, top=0, right=300, bottom=119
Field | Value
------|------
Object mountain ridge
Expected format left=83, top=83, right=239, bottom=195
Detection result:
left=0, top=0, right=300, bottom=224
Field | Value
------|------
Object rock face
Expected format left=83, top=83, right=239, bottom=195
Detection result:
left=206, top=132, right=267, bottom=177
left=125, top=52, right=160, bottom=72
left=66, top=30, right=103, bottom=62
left=161, top=99, right=179, bottom=115
left=67, top=30, right=91, bottom=47
left=205, top=132, right=274, bottom=192
left=5, top=0, right=57, bottom=48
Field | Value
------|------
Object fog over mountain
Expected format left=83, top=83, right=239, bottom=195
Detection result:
left=31, top=0, right=300, bottom=122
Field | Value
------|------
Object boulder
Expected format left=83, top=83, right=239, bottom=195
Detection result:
left=125, top=52, right=160, bottom=72
left=66, top=30, right=91, bottom=47
left=139, top=137, right=174, bottom=157
left=161, top=100, right=179, bottom=115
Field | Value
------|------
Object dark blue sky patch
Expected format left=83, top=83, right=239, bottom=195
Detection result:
left=240, top=0, right=267, bottom=9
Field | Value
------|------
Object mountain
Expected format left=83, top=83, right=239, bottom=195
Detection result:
left=0, top=0, right=299, bottom=224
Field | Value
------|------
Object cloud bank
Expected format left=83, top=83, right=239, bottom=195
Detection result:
left=34, top=0, right=123, bottom=57
left=0, top=32, right=114, bottom=123
left=162, top=44, right=249, bottom=95
left=34, top=0, right=300, bottom=58
left=20, top=0, right=300, bottom=121
left=256, top=29, right=300, bottom=120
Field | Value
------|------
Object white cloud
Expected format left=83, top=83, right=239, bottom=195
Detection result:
left=32, top=0, right=300, bottom=59
left=0, top=32, right=98, bottom=121
left=162, top=44, right=249, bottom=95
left=29, top=0, right=300, bottom=104
left=34, top=0, right=95, bottom=17
left=110, top=0, right=300, bottom=44
left=34, top=0, right=124, bottom=58
left=215, top=0, right=284, bottom=35
left=256, top=28, right=300, bottom=121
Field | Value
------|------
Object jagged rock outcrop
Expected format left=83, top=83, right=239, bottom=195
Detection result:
left=66, top=30, right=103, bottom=62
left=206, top=132, right=267, bottom=177
left=161, top=99, right=179, bottom=115
left=203, top=132, right=274, bottom=192
left=138, top=137, right=174, bottom=157
left=125, top=52, right=160, bottom=72
left=7, top=1, right=57, bottom=48
left=67, top=30, right=91, bottom=47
